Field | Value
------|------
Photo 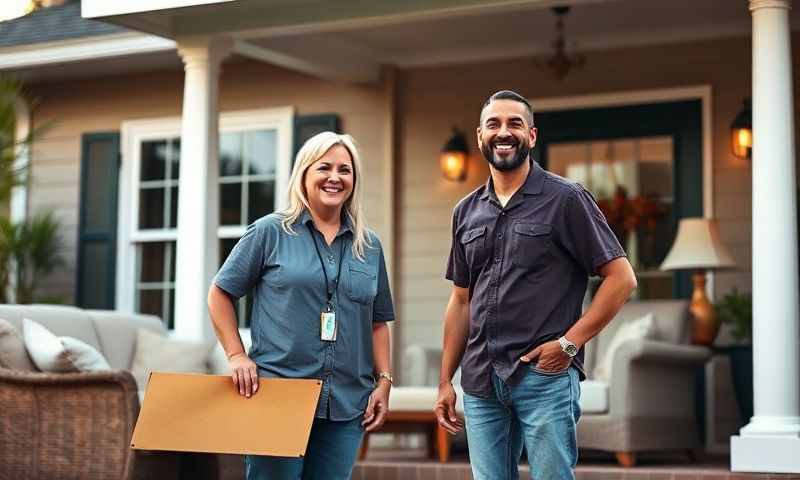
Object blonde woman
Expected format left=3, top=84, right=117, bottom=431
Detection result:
left=208, top=132, right=394, bottom=480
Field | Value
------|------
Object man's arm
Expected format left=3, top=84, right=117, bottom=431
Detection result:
left=521, top=257, right=637, bottom=371
left=565, top=256, right=637, bottom=348
left=434, top=285, right=470, bottom=433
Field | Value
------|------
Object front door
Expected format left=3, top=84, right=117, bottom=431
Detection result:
left=533, top=100, right=703, bottom=299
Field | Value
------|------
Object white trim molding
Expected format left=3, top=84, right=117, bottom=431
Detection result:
left=0, top=32, right=175, bottom=71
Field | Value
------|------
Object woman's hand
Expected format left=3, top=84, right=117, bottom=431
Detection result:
left=362, top=379, right=391, bottom=432
left=228, top=352, right=259, bottom=398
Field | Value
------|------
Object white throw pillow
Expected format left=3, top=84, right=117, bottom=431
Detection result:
left=22, top=318, right=111, bottom=372
left=131, top=328, right=213, bottom=390
left=593, top=312, right=655, bottom=382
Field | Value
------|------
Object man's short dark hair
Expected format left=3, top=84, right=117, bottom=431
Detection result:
left=480, top=90, right=535, bottom=127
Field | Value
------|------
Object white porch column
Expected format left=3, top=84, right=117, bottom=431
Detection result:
left=174, top=36, right=232, bottom=341
left=731, top=0, right=800, bottom=473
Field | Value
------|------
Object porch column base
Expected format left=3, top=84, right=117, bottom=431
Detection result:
left=731, top=435, right=800, bottom=473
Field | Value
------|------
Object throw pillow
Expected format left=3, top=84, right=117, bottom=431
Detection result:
left=0, top=318, right=37, bottom=371
left=593, top=312, right=655, bottom=382
left=131, top=328, right=213, bottom=390
left=22, top=318, right=111, bottom=372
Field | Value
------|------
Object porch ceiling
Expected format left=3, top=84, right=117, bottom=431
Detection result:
left=82, top=0, right=800, bottom=83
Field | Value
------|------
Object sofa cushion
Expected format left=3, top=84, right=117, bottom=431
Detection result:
left=593, top=312, right=655, bottom=382
left=0, top=318, right=37, bottom=371
left=23, top=318, right=111, bottom=372
left=88, top=310, right=166, bottom=370
left=0, top=304, right=102, bottom=353
left=388, top=386, right=464, bottom=413
left=131, top=328, right=213, bottom=392
left=579, top=380, right=609, bottom=414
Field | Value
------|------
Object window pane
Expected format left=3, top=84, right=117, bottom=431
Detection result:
left=245, top=130, right=277, bottom=176
left=138, top=289, right=163, bottom=320
left=248, top=181, right=275, bottom=224
left=141, top=140, right=167, bottom=181
left=169, top=186, right=178, bottom=229
left=139, top=242, right=166, bottom=283
left=220, top=132, right=243, bottom=177
left=167, top=289, right=175, bottom=329
left=548, top=136, right=674, bottom=299
left=139, top=188, right=165, bottom=229
left=220, top=238, right=238, bottom=266
left=220, top=183, right=242, bottom=225
left=170, top=139, right=181, bottom=180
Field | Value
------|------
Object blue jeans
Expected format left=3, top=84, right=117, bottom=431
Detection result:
left=245, top=417, right=364, bottom=480
left=463, top=366, right=581, bottom=480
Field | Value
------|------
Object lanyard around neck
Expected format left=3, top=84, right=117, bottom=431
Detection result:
left=306, top=223, right=346, bottom=306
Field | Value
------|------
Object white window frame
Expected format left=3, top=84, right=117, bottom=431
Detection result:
left=117, top=107, right=294, bottom=315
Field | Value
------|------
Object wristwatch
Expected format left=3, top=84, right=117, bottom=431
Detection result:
left=375, top=371, right=394, bottom=385
left=558, top=336, right=579, bottom=358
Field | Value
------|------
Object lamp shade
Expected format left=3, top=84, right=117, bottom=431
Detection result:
left=660, top=218, right=736, bottom=271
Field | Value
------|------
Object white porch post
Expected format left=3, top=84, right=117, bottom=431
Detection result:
left=731, top=0, right=800, bottom=473
left=174, top=36, right=232, bottom=341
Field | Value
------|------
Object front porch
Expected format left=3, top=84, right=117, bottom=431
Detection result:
left=354, top=449, right=800, bottom=480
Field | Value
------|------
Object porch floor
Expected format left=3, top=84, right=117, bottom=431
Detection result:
left=353, top=448, right=800, bottom=480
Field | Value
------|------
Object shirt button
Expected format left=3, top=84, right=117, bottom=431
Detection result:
left=501, top=212, right=506, bottom=216
left=495, top=257, right=501, bottom=263
left=498, top=233, right=503, bottom=239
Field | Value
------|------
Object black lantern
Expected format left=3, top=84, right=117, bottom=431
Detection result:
left=731, top=98, right=752, bottom=159
left=440, top=129, right=469, bottom=181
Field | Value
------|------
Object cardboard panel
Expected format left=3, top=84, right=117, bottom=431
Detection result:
left=131, top=372, right=322, bottom=457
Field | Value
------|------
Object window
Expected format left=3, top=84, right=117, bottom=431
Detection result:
left=549, top=136, right=675, bottom=298
left=119, top=108, right=293, bottom=329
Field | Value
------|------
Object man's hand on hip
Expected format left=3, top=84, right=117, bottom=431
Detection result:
left=520, top=340, right=572, bottom=372
left=434, top=381, right=464, bottom=434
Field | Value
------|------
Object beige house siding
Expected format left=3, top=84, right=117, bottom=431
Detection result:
left=396, top=34, right=800, bottom=351
left=27, top=58, right=394, bottom=303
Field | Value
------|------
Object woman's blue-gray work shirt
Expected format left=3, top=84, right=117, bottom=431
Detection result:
left=213, top=211, right=395, bottom=421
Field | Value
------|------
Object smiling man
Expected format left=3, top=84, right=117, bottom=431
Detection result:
left=434, top=90, right=637, bottom=479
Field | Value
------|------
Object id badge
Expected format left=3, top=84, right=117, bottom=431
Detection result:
left=321, top=309, right=337, bottom=342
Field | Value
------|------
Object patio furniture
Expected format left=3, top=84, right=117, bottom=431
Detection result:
left=0, top=304, right=209, bottom=480
left=387, top=299, right=710, bottom=467
left=360, top=344, right=464, bottom=462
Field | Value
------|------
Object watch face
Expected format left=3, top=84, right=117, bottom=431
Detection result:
left=566, top=344, right=578, bottom=356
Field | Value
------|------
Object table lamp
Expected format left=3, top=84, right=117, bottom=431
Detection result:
left=660, top=218, right=736, bottom=345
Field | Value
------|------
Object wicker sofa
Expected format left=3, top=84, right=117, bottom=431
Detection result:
left=0, top=304, right=222, bottom=480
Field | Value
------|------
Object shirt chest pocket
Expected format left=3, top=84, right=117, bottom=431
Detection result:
left=461, top=226, right=489, bottom=268
left=511, top=223, right=552, bottom=269
left=346, top=263, right=378, bottom=305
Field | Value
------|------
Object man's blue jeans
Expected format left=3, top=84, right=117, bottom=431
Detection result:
left=244, top=417, right=364, bottom=480
left=463, top=366, right=581, bottom=480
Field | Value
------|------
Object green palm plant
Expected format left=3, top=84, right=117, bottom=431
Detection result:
left=0, top=77, right=63, bottom=304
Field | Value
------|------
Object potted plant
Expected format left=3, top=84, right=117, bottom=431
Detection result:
left=715, top=288, right=752, bottom=427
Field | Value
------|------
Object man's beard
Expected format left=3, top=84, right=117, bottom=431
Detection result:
left=481, top=140, right=531, bottom=172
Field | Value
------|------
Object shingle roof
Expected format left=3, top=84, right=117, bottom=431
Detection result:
left=0, top=1, right=127, bottom=48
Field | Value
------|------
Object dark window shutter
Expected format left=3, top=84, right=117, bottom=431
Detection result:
left=292, top=114, right=341, bottom=165
left=76, top=132, right=120, bottom=309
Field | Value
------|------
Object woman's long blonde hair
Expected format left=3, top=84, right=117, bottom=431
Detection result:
left=280, top=131, right=372, bottom=260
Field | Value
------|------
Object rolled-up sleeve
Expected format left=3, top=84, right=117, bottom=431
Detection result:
left=560, top=186, right=626, bottom=276
left=373, top=245, right=395, bottom=322
left=213, top=221, right=268, bottom=298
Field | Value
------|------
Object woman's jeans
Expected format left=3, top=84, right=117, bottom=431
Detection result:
left=245, top=417, right=364, bottom=480
left=463, top=366, right=581, bottom=480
